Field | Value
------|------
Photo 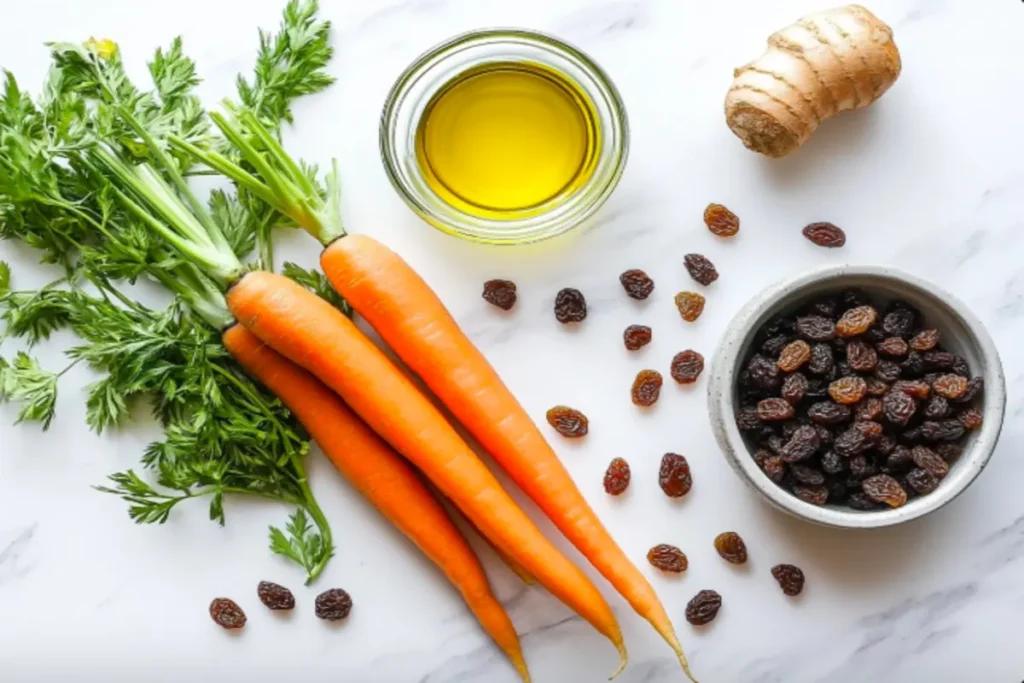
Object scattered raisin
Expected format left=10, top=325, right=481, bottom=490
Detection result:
left=619, top=269, right=654, bottom=300
left=704, top=203, right=740, bottom=237
left=958, top=408, right=983, bottom=430
left=855, top=398, right=884, bottom=422
left=315, top=588, right=353, bottom=621
left=791, top=464, right=826, bottom=486
left=713, top=532, right=748, bottom=564
left=829, top=376, right=867, bottom=404
left=807, top=401, right=852, bottom=425
left=796, top=316, right=836, bottom=342
left=910, top=329, right=939, bottom=351
left=836, top=306, right=878, bottom=337
left=881, top=309, right=915, bottom=339
left=623, top=324, right=653, bottom=350
left=554, top=287, right=587, bottom=323
left=793, top=484, right=829, bottom=505
left=923, top=396, right=951, bottom=419
left=546, top=406, right=589, bottom=438
left=876, top=337, right=909, bottom=357
left=659, top=453, right=692, bottom=498
left=932, top=374, right=968, bottom=399
left=808, top=343, right=835, bottom=375
left=771, top=564, right=806, bottom=596
left=862, top=474, right=908, bottom=508
left=892, top=380, right=931, bottom=399
left=923, top=351, right=956, bottom=370
left=954, top=377, right=984, bottom=404
left=780, top=425, right=821, bottom=462
left=257, top=581, right=295, bottom=611
left=602, top=458, right=631, bottom=495
left=757, top=398, right=795, bottom=421
left=482, top=280, right=517, bottom=310
left=802, top=221, right=846, bottom=247
left=846, top=340, right=879, bottom=372
left=777, top=340, right=811, bottom=372
left=912, top=446, right=950, bottom=479
left=883, top=390, right=916, bottom=426
left=647, top=544, right=688, bottom=573
left=685, top=590, right=722, bottom=625
left=674, top=291, right=706, bottom=322
left=921, top=420, right=965, bottom=442
left=631, top=370, right=664, bottom=407
left=684, top=253, right=718, bottom=286
left=781, top=373, right=809, bottom=405
left=671, top=350, right=705, bottom=384
left=210, top=598, right=247, bottom=629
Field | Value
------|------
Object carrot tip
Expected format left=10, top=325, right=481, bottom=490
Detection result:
left=678, top=651, right=698, bottom=683
left=512, top=654, right=532, bottom=683
left=608, top=642, right=628, bottom=680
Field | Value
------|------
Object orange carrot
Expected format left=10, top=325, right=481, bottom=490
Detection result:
left=319, top=235, right=693, bottom=680
left=223, top=325, right=530, bottom=682
left=226, top=272, right=627, bottom=674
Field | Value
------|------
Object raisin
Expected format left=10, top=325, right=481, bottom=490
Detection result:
left=910, top=329, right=939, bottom=351
left=554, top=287, right=587, bottom=323
left=603, top=458, right=631, bottom=495
left=864, top=327, right=887, bottom=343
left=761, top=334, right=790, bottom=357
left=780, top=425, right=821, bottom=462
left=315, top=588, right=353, bottom=621
left=954, top=377, right=983, bottom=404
left=881, top=309, right=915, bottom=338
left=714, top=532, right=748, bottom=564
left=736, top=406, right=762, bottom=432
left=865, top=377, right=890, bottom=396
left=761, top=455, right=787, bottom=482
left=482, top=279, right=517, bottom=310
left=257, top=581, right=295, bottom=611
left=835, top=360, right=853, bottom=378
left=821, top=450, right=847, bottom=475
left=685, top=590, right=722, bottom=625
left=958, top=408, right=983, bottom=430
left=674, top=291, right=705, bottom=322
left=808, top=343, right=835, bottom=375
left=892, top=380, right=931, bottom=399
left=912, top=446, right=950, bottom=479
left=764, top=316, right=796, bottom=338
left=900, top=426, right=924, bottom=444
left=838, top=289, right=868, bottom=310
left=936, top=443, right=963, bottom=462
left=906, top=468, right=939, bottom=494
left=875, top=360, right=903, bottom=383
left=923, top=351, right=955, bottom=370
left=623, top=324, right=653, bottom=350
left=848, top=454, right=877, bottom=480
left=771, top=564, right=806, bottom=596
left=796, top=316, right=836, bottom=342
left=862, top=474, right=908, bottom=508
left=671, top=350, right=705, bottom=384
left=829, top=376, right=867, bottom=404
left=807, top=401, right=852, bottom=425
left=647, top=544, right=688, bottom=573
left=791, top=463, right=826, bottom=486
left=618, top=269, right=654, bottom=300
left=684, top=253, right=718, bottom=286
left=743, top=355, right=781, bottom=392
left=855, top=398, right=883, bottom=422
left=775, top=340, right=809, bottom=372
left=921, top=420, right=965, bottom=442
left=805, top=379, right=829, bottom=399
left=781, top=373, right=809, bottom=405
left=923, top=396, right=951, bottom=419
left=704, top=203, right=740, bottom=237
left=846, top=340, right=879, bottom=372
left=836, top=306, right=878, bottom=337
left=209, top=598, right=247, bottom=629
left=885, top=446, right=914, bottom=473
left=900, top=352, right=925, bottom=378
left=834, top=422, right=881, bottom=457
left=757, top=397, right=795, bottom=421
left=802, top=221, right=846, bottom=247
left=847, top=492, right=879, bottom=510
left=951, top=356, right=971, bottom=377
left=631, top=370, right=664, bottom=407
left=932, top=374, right=968, bottom=399
left=877, top=435, right=897, bottom=456
left=876, top=337, right=909, bottom=357
left=793, top=484, right=829, bottom=505
left=659, top=453, right=692, bottom=498
left=546, top=406, right=589, bottom=438
left=883, top=391, right=915, bottom=430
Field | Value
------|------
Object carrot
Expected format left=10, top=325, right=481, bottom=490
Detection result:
left=319, top=235, right=694, bottom=680
left=223, top=325, right=531, bottom=683
left=226, top=271, right=627, bottom=674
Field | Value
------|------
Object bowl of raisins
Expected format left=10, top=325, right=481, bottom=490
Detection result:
left=708, top=265, right=1005, bottom=528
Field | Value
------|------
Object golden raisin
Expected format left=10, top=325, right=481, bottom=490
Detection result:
left=704, top=203, right=740, bottom=237
left=674, top=291, right=706, bottom=322
left=713, top=532, right=748, bottom=564
left=777, top=340, right=811, bottom=372
left=932, top=374, right=968, bottom=399
left=631, top=370, right=663, bottom=407
left=835, top=305, right=878, bottom=337
left=828, top=376, right=867, bottom=404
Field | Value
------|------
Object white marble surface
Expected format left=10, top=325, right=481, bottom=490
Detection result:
left=2, top=0, right=1024, bottom=681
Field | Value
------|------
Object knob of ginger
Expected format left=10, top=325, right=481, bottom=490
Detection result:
left=725, top=4, right=901, bottom=158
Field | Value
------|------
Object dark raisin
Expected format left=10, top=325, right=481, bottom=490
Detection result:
left=808, top=343, right=835, bottom=375
left=881, top=309, right=915, bottom=338
left=900, top=426, right=924, bottom=444
left=757, top=397, right=795, bottom=421
left=659, top=453, right=692, bottom=498
left=892, top=380, right=931, bottom=399
left=802, top=221, right=846, bottom=247
left=883, top=391, right=916, bottom=426
left=763, top=316, right=796, bottom=338
left=923, top=351, right=956, bottom=370
left=603, top=458, right=631, bottom=495
left=674, top=291, right=705, bottom=321
left=836, top=306, right=878, bottom=337
left=849, top=454, right=877, bottom=480
left=780, top=425, right=821, bottom=462
left=210, top=598, right=247, bottom=629
left=714, top=532, right=748, bottom=565
left=932, top=374, right=968, bottom=399
left=862, top=474, right=908, bottom=508
left=951, top=356, right=971, bottom=377
left=922, top=396, right=951, bottom=419
left=826, top=478, right=849, bottom=502
left=912, top=445, right=950, bottom=479
left=936, top=443, right=963, bottom=462
left=807, top=401, right=852, bottom=425
left=875, top=360, right=903, bottom=383
left=482, top=280, right=517, bottom=310
left=876, top=337, right=909, bottom=357
left=821, top=450, right=847, bottom=475
left=315, top=588, right=353, bottom=621
left=704, top=203, right=740, bottom=237
left=865, top=377, right=890, bottom=396
left=876, top=435, right=897, bottom=456
left=829, top=376, right=867, bottom=404
left=781, top=373, right=809, bottom=405
left=958, top=408, right=983, bottom=430
left=736, top=406, right=762, bottom=432
left=631, top=369, right=664, bottom=406
left=771, top=564, right=806, bottom=596
left=855, top=398, right=884, bottom=422
left=846, top=340, right=879, bottom=372
left=905, top=468, right=939, bottom=494
left=782, top=420, right=807, bottom=439
left=684, top=253, right=718, bottom=286
left=777, top=340, right=812, bottom=372
left=835, top=360, right=853, bottom=378
left=796, top=316, right=836, bottom=342
left=886, top=446, right=915, bottom=473
left=847, top=492, right=879, bottom=510
left=900, top=352, right=925, bottom=378
left=840, top=289, right=869, bottom=310
left=793, top=484, right=829, bottom=505
left=813, top=423, right=833, bottom=446
left=546, top=406, right=589, bottom=438
left=671, top=350, right=705, bottom=384
left=805, top=379, right=829, bottom=399
left=623, top=324, right=653, bottom=350
left=954, top=377, right=983, bottom=404
left=834, top=421, right=882, bottom=457
left=257, top=581, right=295, bottom=611
left=685, top=590, right=722, bottom=625
left=791, top=464, right=826, bottom=486
left=921, top=420, right=965, bottom=442
left=761, top=334, right=790, bottom=357
left=761, top=455, right=787, bottom=483
left=647, top=544, right=688, bottom=572
left=910, top=329, right=939, bottom=351
left=743, top=355, right=781, bottom=392
left=554, top=287, right=587, bottom=322
left=808, top=296, right=840, bottom=318
left=619, top=269, right=654, bottom=300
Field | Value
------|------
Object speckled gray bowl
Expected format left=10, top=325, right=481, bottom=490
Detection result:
left=708, top=265, right=1006, bottom=529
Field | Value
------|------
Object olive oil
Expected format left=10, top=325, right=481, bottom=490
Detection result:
left=415, top=62, right=600, bottom=219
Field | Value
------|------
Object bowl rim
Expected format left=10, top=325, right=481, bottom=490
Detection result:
left=707, top=264, right=1006, bottom=529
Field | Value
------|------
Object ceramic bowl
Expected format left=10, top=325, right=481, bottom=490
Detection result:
left=707, top=265, right=1006, bottom=529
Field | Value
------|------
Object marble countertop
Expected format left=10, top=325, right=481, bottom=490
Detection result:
left=2, top=0, right=1023, bottom=681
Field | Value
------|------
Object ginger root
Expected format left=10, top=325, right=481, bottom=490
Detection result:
left=725, top=5, right=901, bottom=158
